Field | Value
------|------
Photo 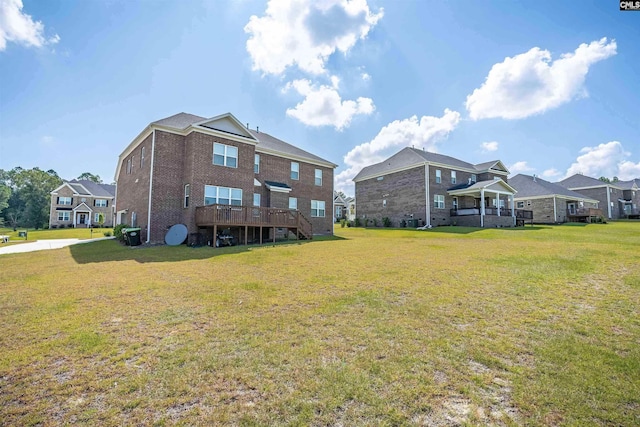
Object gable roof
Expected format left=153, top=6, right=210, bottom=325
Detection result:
left=616, top=178, right=640, bottom=190
left=353, top=147, right=509, bottom=182
left=152, top=112, right=207, bottom=129
left=558, top=174, right=623, bottom=190
left=447, top=178, right=516, bottom=196
left=249, top=129, right=335, bottom=167
left=510, top=174, right=598, bottom=201
left=51, top=180, right=115, bottom=197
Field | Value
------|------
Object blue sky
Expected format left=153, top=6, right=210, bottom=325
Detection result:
left=1, top=0, right=638, bottom=194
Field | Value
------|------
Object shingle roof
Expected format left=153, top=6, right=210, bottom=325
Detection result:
left=353, top=147, right=505, bottom=181
left=616, top=178, right=640, bottom=190
left=69, top=180, right=116, bottom=197
left=510, top=174, right=595, bottom=200
left=248, top=129, right=334, bottom=166
left=557, top=173, right=618, bottom=189
left=152, top=112, right=206, bottom=129
left=264, top=180, right=291, bottom=189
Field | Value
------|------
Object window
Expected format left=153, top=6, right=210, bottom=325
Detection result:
left=204, top=185, right=242, bottom=206
left=291, top=162, right=299, bottom=180
left=94, top=213, right=102, bottom=223
left=311, top=200, right=325, bottom=217
left=336, top=206, right=342, bottom=217
left=95, top=199, right=107, bottom=207
left=289, top=197, right=297, bottom=210
left=141, top=147, right=145, bottom=168
left=383, top=199, right=387, bottom=207
left=516, top=201, right=525, bottom=209
left=254, top=154, right=260, bottom=174
left=471, top=174, right=477, bottom=183
left=253, top=193, right=261, bottom=207
left=315, top=169, right=322, bottom=186
left=434, top=195, right=445, bottom=209
left=131, top=212, right=137, bottom=227
left=58, top=197, right=72, bottom=205
left=57, top=211, right=70, bottom=221
left=452, top=197, right=458, bottom=210
left=213, top=143, right=238, bottom=168
left=500, top=199, right=505, bottom=208
left=184, top=184, right=190, bottom=208
left=127, top=158, right=132, bottom=174
left=451, top=171, right=457, bottom=184
left=435, top=169, right=441, bottom=184
left=81, top=198, right=86, bottom=203
left=377, top=176, right=384, bottom=181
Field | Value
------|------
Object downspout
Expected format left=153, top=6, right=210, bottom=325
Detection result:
left=606, top=186, right=611, bottom=219
left=553, top=196, right=557, bottom=223
left=424, top=163, right=431, bottom=227
left=146, top=129, right=156, bottom=243
left=49, top=193, right=54, bottom=227
left=480, top=188, right=485, bottom=228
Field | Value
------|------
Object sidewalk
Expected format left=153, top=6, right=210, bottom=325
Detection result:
left=0, top=237, right=115, bottom=255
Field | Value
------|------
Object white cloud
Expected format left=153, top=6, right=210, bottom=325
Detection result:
left=481, top=141, right=498, bottom=152
left=361, top=72, right=371, bottom=81
left=335, top=109, right=461, bottom=193
left=508, top=161, right=535, bottom=176
left=244, top=0, right=383, bottom=76
left=0, top=0, right=60, bottom=51
left=284, top=78, right=375, bottom=130
left=466, top=37, right=617, bottom=120
left=541, top=168, right=562, bottom=179
left=565, top=141, right=640, bottom=180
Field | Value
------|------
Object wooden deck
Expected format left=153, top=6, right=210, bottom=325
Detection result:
left=567, top=208, right=603, bottom=223
left=195, top=204, right=313, bottom=243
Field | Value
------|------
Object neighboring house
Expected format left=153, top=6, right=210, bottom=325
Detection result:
left=334, top=191, right=347, bottom=222
left=49, top=180, right=116, bottom=228
left=557, top=174, right=625, bottom=219
left=345, top=196, right=356, bottom=221
left=509, top=174, right=601, bottom=224
left=354, top=147, right=520, bottom=228
left=114, top=112, right=336, bottom=245
left=616, top=178, right=640, bottom=218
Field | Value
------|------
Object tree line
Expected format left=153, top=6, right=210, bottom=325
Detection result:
left=0, top=168, right=104, bottom=229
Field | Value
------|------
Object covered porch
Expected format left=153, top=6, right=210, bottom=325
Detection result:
left=447, top=179, right=524, bottom=227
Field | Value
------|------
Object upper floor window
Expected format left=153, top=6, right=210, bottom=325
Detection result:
left=254, top=154, right=260, bottom=174
left=204, top=185, right=242, bottom=206
left=291, top=162, right=299, bottom=180
left=471, top=174, right=477, bottom=183
left=127, top=158, right=132, bottom=174
left=141, top=147, right=145, bottom=168
left=435, top=169, right=441, bottom=184
left=434, top=194, right=445, bottom=209
left=311, top=200, right=325, bottom=217
left=315, top=169, right=322, bottom=186
left=213, top=143, right=238, bottom=168
left=253, top=193, right=261, bottom=207
left=451, top=171, right=457, bottom=184
left=94, top=199, right=107, bottom=207
left=58, top=196, right=72, bottom=205
left=289, top=197, right=297, bottom=210
left=184, top=184, right=190, bottom=208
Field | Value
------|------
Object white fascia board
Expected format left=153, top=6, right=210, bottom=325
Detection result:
left=192, top=112, right=258, bottom=141
left=353, top=162, right=426, bottom=183
left=266, top=184, right=292, bottom=193
left=73, top=202, right=93, bottom=212
left=255, top=146, right=337, bottom=169
left=566, top=184, right=623, bottom=191
left=51, top=182, right=79, bottom=195
left=114, top=125, right=153, bottom=182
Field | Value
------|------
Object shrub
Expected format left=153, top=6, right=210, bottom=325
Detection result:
left=340, top=219, right=347, bottom=228
left=382, top=217, right=392, bottom=227
left=43, top=224, right=49, bottom=230
left=114, top=224, right=129, bottom=242
left=50, top=224, right=58, bottom=229
left=347, top=221, right=352, bottom=228
left=400, top=219, right=406, bottom=228
left=103, top=231, right=112, bottom=237
left=354, top=218, right=361, bottom=227
left=373, top=218, right=378, bottom=227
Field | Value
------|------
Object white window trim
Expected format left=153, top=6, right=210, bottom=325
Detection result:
left=204, top=185, right=243, bottom=206
left=253, top=193, right=261, bottom=207
left=59, top=196, right=72, bottom=205
left=311, top=200, right=325, bottom=217
left=254, top=154, right=260, bottom=174
left=184, top=184, right=190, bottom=208
left=315, top=169, right=322, bottom=186
left=434, top=194, right=445, bottom=209
left=57, top=212, right=70, bottom=221
left=291, top=162, right=299, bottom=180
left=451, top=171, right=457, bottom=184
left=289, top=197, right=297, bottom=210
left=435, top=169, right=441, bottom=184
left=95, top=199, right=107, bottom=207
left=213, top=143, right=238, bottom=168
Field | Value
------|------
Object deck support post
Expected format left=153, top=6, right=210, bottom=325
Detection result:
left=213, top=225, right=217, bottom=248
left=244, top=226, right=248, bottom=245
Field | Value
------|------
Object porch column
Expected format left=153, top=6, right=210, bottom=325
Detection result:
left=511, top=195, right=516, bottom=226
left=496, top=194, right=500, bottom=216
left=480, top=189, right=485, bottom=228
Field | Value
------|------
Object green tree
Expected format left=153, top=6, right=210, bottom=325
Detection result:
left=599, top=176, right=611, bottom=183
left=1, top=167, right=62, bottom=229
left=77, top=172, right=102, bottom=183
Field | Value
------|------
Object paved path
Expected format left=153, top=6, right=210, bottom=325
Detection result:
left=0, top=237, right=115, bottom=255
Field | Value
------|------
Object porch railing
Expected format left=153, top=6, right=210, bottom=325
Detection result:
left=450, top=208, right=533, bottom=219
left=195, top=204, right=312, bottom=238
left=567, top=208, right=603, bottom=217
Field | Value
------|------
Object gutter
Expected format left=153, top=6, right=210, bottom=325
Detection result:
left=146, top=129, right=156, bottom=243
left=424, top=163, right=431, bottom=227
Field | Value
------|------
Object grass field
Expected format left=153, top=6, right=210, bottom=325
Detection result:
left=1, top=222, right=638, bottom=425
left=0, top=227, right=113, bottom=243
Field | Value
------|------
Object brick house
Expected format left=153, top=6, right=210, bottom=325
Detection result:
left=616, top=178, right=640, bottom=218
left=557, top=174, right=625, bottom=220
left=509, top=174, right=601, bottom=223
left=354, top=147, right=520, bottom=228
left=114, top=112, right=336, bottom=245
left=49, top=180, right=115, bottom=228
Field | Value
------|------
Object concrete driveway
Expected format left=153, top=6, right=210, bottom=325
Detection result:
left=0, top=237, right=115, bottom=255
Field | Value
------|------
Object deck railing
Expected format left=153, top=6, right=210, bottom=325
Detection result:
left=567, top=208, right=603, bottom=217
left=450, top=208, right=533, bottom=219
left=195, top=204, right=312, bottom=238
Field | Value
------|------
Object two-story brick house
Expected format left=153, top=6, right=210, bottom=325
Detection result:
left=557, top=174, right=625, bottom=220
left=354, top=147, right=518, bottom=228
left=49, top=180, right=115, bottom=228
left=114, top=112, right=336, bottom=245
left=617, top=178, right=640, bottom=218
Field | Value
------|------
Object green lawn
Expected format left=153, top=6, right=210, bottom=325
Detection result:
left=0, top=226, right=113, bottom=243
left=0, top=223, right=638, bottom=425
